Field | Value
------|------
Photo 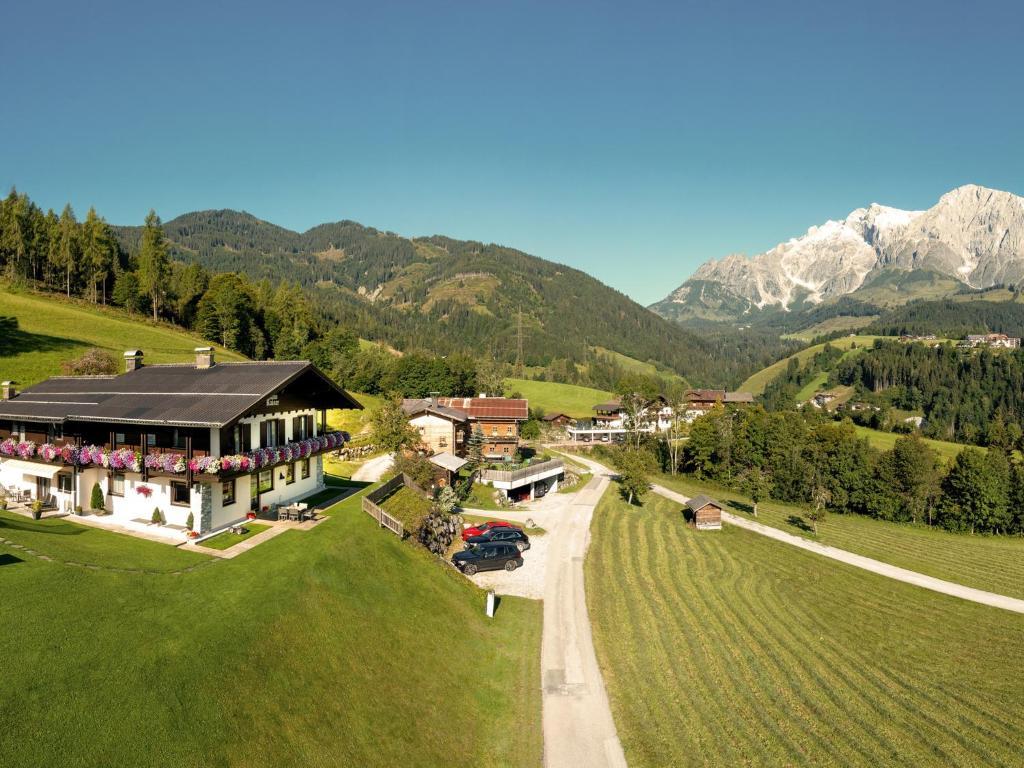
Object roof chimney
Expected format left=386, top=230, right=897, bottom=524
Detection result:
left=124, top=350, right=144, bottom=373
left=1, top=381, right=17, bottom=401
left=430, top=391, right=439, bottom=408
left=195, top=347, right=215, bottom=369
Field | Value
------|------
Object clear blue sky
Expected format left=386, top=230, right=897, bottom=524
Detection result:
left=3, top=0, right=1022, bottom=305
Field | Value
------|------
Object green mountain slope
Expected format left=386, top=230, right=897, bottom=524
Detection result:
left=0, top=290, right=245, bottom=386
left=111, top=210, right=777, bottom=387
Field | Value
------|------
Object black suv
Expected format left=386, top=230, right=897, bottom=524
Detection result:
left=465, top=527, right=531, bottom=552
left=452, top=543, right=524, bottom=575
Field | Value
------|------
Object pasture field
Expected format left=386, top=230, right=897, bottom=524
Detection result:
left=656, top=472, right=1024, bottom=600
left=853, top=424, right=965, bottom=463
left=739, top=335, right=882, bottom=395
left=0, top=289, right=244, bottom=385
left=782, top=314, right=878, bottom=341
left=0, top=488, right=542, bottom=768
left=505, top=378, right=613, bottom=418
left=586, top=491, right=1024, bottom=767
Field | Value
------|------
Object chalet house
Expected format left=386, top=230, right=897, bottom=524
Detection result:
left=402, top=395, right=529, bottom=460
left=686, top=494, right=723, bottom=530
left=0, top=348, right=358, bottom=540
left=683, top=389, right=754, bottom=420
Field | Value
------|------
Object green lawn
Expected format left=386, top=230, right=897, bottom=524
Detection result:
left=504, top=378, right=612, bottom=418
left=739, top=335, right=883, bottom=395
left=853, top=424, right=966, bottom=463
left=587, top=491, right=1024, bottom=767
left=656, top=472, right=1024, bottom=600
left=462, top=482, right=511, bottom=511
left=557, top=472, right=592, bottom=493
left=0, top=488, right=542, bottom=767
left=327, top=391, right=385, bottom=439
left=198, top=522, right=271, bottom=550
left=0, top=289, right=244, bottom=386
left=380, top=485, right=433, bottom=531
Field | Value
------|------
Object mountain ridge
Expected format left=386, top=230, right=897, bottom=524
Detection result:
left=652, top=184, right=1024, bottom=323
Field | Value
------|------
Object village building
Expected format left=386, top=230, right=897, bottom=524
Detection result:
left=682, top=389, right=754, bottom=421
left=401, top=394, right=562, bottom=501
left=0, top=348, right=358, bottom=541
left=541, top=412, right=575, bottom=428
left=962, top=333, right=1021, bottom=349
left=686, top=494, right=723, bottom=530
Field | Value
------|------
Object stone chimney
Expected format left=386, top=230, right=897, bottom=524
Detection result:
left=430, top=391, right=439, bottom=408
left=1, top=381, right=17, bottom=400
left=124, top=350, right=144, bottom=373
left=195, top=347, right=215, bottom=369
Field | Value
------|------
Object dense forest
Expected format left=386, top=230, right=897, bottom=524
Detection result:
left=865, top=296, right=1024, bottom=338
left=0, top=190, right=797, bottom=389
left=679, top=406, right=1024, bottom=535
left=829, top=340, right=1024, bottom=446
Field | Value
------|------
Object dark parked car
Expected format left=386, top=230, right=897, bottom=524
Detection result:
left=533, top=482, right=550, bottom=498
left=452, top=543, right=524, bottom=575
left=466, top=526, right=531, bottom=552
left=461, top=519, right=519, bottom=541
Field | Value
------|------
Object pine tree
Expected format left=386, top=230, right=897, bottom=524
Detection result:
left=466, top=426, right=485, bottom=472
left=55, top=204, right=80, bottom=297
left=137, top=209, right=169, bottom=321
left=82, top=207, right=116, bottom=304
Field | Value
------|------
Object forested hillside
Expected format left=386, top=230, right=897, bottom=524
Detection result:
left=0, top=189, right=794, bottom=388
left=831, top=340, right=1024, bottom=447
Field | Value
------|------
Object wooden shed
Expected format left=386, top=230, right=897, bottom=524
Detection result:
left=687, top=494, right=723, bottom=531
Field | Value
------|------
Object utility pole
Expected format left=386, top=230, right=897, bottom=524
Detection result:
left=515, top=308, right=524, bottom=378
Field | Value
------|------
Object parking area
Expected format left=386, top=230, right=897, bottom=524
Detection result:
left=467, top=531, right=548, bottom=599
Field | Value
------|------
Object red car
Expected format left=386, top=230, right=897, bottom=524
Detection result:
left=462, top=520, right=520, bottom=541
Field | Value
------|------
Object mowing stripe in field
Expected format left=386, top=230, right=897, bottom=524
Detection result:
left=586, top=491, right=1024, bottom=768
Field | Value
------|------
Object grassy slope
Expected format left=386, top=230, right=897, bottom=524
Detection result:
left=590, top=346, right=687, bottom=387
left=739, top=335, right=882, bottom=395
left=853, top=424, right=965, bottom=463
left=0, top=489, right=542, bottom=768
left=782, top=314, right=878, bottom=341
left=656, top=472, right=1024, bottom=599
left=0, top=290, right=245, bottom=385
left=587, top=491, right=1024, bottom=767
left=327, top=391, right=386, bottom=437
left=505, top=378, right=612, bottom=418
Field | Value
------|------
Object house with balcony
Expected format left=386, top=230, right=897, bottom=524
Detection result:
left=402, top=394, right=561, bottom=501
left=0, top=348, right=358, bottom=540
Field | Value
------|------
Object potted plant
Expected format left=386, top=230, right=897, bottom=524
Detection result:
left=74, top=504, right=83, bottom=516
left=30, top=499, right=43, bottom=520
left=136, top=485, right=153, bottom=498
left=186, top=511, right=194, bottom=531
left=186, top=530, right=200, bottom=539
left=246, top=510, right=257, bottom=520
left=0, top=498, right=7, bottom=512
left=151, top=507, right=163, bottom=526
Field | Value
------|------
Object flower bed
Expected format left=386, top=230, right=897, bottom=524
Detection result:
left=0, top=432, right=349, bottom=477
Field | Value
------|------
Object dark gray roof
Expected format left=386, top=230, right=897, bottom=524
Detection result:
left=401, top=398, right=469, bottom=422
left=0, top=361, right=360, bottom=428
left=687, top=494, right=723, bottom=511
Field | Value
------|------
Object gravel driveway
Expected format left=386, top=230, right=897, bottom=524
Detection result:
left=467, top=532, right=548, bottom=599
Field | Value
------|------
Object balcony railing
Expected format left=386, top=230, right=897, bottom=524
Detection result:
left=479, top=458, right=563, bottom=484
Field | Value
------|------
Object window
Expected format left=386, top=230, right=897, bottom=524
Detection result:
left=115, top=432, right=126, bottom=445
left=285, top=463, right=295, bottom=484
left=110, top=473, right=125, bottom=496
left=172, top=429, right=186, bottom=449
left=146, top=434, right=156, bottom=449
left=171, top=481, right=190, bottom=506
left=506, top=425, right=514, bottom=435
left=491, top=426, right=498, bottom=436
left=258, top=470, right=273, bottom=493
left=57, top=474, right=73, bottom=494
left=503, top=446, right=511, bottom=454
left=300, top=459, right=310, bottom=479
left=222, top=479, right=236, bottom=506
left=439, top=436, right=448, bottom=447
left=292, top=414, right=313, bottom=441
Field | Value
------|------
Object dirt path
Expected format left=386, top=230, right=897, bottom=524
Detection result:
left=539, top=459, right=627, bottom=768
left=350, top=453, right=393, bottom=482
left=651, top=482, right=1024, bottom=615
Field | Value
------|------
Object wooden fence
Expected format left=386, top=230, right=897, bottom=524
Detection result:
left=361, top=473, right=428, bottom=538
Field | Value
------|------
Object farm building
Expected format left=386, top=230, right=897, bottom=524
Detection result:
left=687, top=494, right=723, bottom=530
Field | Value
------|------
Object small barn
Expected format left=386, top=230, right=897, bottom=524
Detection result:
left=542, top=412, right=575, bottom=427
left=687, top=494, right=723, bottom=531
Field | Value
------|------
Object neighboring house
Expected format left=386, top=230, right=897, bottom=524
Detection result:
left=402, top=394, right=561, bottom=501
left=683, top=389, right=754, bottom=421
left=686, top=494, right=723, bottom=531
left=0, top=348, right=358, bottom=539
left=963, top=333, right=1021, bottom=349
left=402, top=394, right=528, bottom=460
left=541, top=412, right=575, bottom=428
left=400, top=396, right=471, bottom=455
left=812, top=392, right=837, bottom=408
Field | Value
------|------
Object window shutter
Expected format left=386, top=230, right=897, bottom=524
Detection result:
left=306, top=414, right=314, bottom=437
left=242, top=424, right=251, bottom=453
left=277, top=419, right=286, bottom=445
left=260, top=421, right=269, bottom=448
